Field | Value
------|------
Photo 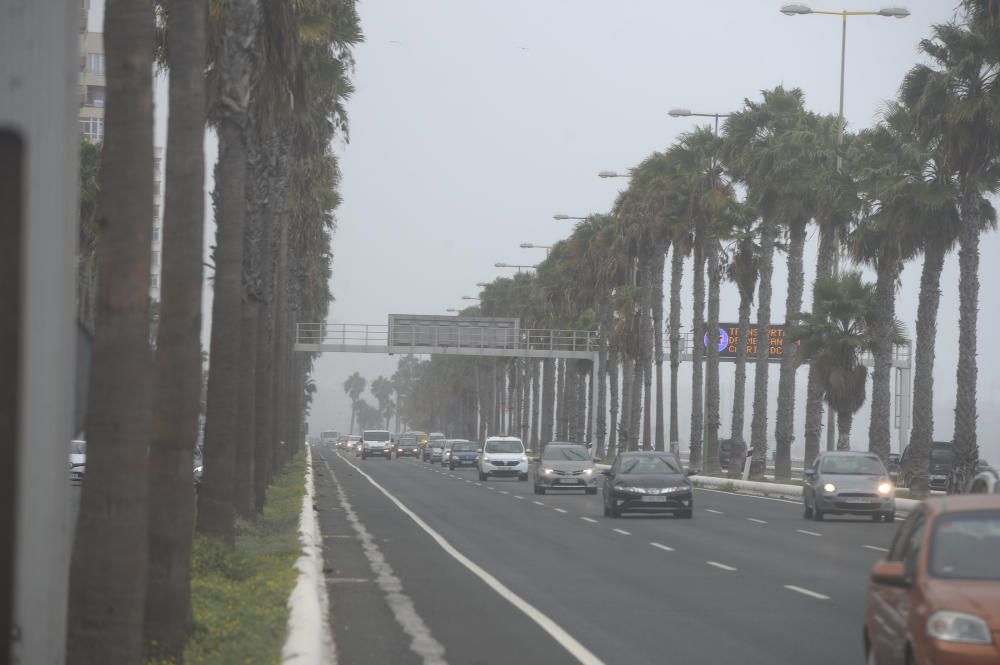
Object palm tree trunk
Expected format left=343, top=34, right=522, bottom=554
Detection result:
left=804, top=224, right=836, bottom=466
left=541, top=358, right=555, bottom=448
left=749, top=216, right=777, bottom=479
left=620, top=356, right=634, bottom=450
left=530, top=360, right=540, bottom=451
left=143, top=0, right=206, bottom=657
left=653, top=249, right=666, bottom=451
left=950, top=192, right=982, bottom=492
left=669, top=246, right=684, bottom=454
left=905, top=241, right=945, bottom=497
left=704, top=240, right=722, bottom=474
left=640, top=255, right=655, bottom=450
left=235, top=293, right=257, bottom=520
left=867, top=263, right=897, bottom=463
left=774, top=219, right=807, bottom=480
left=836, top=409, right=852, bottom=451
left=728, top=287, right=752, bottom=478
left=608, top=351, right=620, bottom=458
left=556, top=359, right=568, bottom=439
left=596, top=296, right=611, bottom=456
left=67, top=0, right=154, bottom=661
left=689, top=232, right=706, bottom=469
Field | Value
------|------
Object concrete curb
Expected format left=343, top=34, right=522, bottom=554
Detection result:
left=595, top=464, right=919, bottom=512
left=282, top=446, right=336, bottom=665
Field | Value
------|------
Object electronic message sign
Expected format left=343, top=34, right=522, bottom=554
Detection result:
left=702, top=323, right=791, bottom=362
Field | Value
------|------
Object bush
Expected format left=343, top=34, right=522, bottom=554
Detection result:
left=183, top=454, right=306, bottom=665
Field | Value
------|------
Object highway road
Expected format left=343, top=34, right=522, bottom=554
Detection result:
left=312, top=444, right=898, bottom=665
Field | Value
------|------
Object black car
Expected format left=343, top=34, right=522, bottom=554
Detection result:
left=718, top=438, right=746, bottom=471
left=395, top=434, right=420, bottom=458
left=448, top=441, right=480, bottom=469
left=899, top=441, right=953, bottom=491
left=602, top=452, right=694, bottom=518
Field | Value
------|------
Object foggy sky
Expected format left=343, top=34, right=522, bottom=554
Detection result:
left=99, top=0, right=998, bottom=460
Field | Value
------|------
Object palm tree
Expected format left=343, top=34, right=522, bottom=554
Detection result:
left=724, top=210, right=759, bottom=477
left=901, top=17, right=1000, bottom=491
left=667, top=240, right=689, bottom=455
left=344, top=372, right=366, bottom=434
left=723, top=86, right=806, bottom=478
left=67, top=0, right=155, bottom=661
left=371, top=376, right=395, bottom=428
left=143, top=0, right=209, bottom=658
left=792, top=273, right=904, bottom=450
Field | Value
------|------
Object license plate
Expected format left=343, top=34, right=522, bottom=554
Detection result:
left=931, top=475, right=947, bottom=480
left=844, top=497, right=871, bottom=503
left=641, top=496, right=668, bottom=503
left=559, top=479, right=581, bottom=484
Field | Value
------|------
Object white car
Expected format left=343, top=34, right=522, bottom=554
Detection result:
left=478, top=436, right=528, bottom=482
left=361, top=430, right=393, bottom=460
left=69, top=439, right=86, bottom=483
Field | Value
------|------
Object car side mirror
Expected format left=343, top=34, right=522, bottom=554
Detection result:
left=600, top=470, right=611, bottom=477
left=870, top=561, right=910, bottom=588
left=685, top=468, right=699, bottom=477
left=803, top=469, right=815, bottom=479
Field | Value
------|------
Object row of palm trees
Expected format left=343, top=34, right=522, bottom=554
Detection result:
left=67, top=1, right=360, bottom=663
left=409, top=1, right=996, bottom=500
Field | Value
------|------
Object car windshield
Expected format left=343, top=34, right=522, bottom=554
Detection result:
left=620, top=456, right=682, bottom=475
left=399, top=437, right=416, bottom=445
left=70, top=440, right=86, bottom=455
left=931, top=447, right=953, bottom=463
left=485, top=440, right=523, bottom=454
left=930, top=511, right=1000, bottom=581
left=543, top=446, right=589, bottom=461
left=364, top=431, right=390, bottom=442
left=429, top=434, right=445, bottom=441
left=820, top=456, right=884, bottom=475
left=453, top=443, right=478, bottom=452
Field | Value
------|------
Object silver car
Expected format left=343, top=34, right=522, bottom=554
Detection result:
left=803, top=451, right=895, bottom=522
left=532, top=443, right=598, bottom=495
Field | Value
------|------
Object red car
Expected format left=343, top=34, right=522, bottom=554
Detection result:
left=864, top=495, right=1000, bottom=664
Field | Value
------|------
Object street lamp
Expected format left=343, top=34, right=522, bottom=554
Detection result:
left=598, top=170, right=630, bottom=179
left=461, top=296, right=480, bottom=301
left=520, top=242, right=552, bottom=256
left=668, top=108, right=730, bottom=135
left=495, top=262, right=537, bottom=273
left=475, top=282, right=489, bottom=287
left=781, top=3, right=909, bottom=451
left=553, top=213, right=587, bottom=221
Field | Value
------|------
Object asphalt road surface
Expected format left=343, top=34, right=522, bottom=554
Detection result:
left=312, top=444, right=896, bottom=665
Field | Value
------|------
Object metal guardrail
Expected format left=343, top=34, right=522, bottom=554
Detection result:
left=296, top=323, right=601, bottom=354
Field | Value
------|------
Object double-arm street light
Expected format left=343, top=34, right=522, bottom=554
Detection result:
left=495, top=261, right=537, bottom=273
left=553, top=213, right=587, bottom=221
left=781, top=4, right=909, bottom=451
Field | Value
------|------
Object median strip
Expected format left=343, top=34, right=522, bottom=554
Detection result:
left=784, top=585, right=830, bottom=600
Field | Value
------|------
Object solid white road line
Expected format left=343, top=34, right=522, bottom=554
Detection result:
left=554, top=508, right=568, bottom=514
left=324, top=458, right=447, bottom=665
left=706, top=561, right=737, bottom=571
left=784, top=585, right=830, bottom=600
left=332, top=453, right=606, bottom=665
left=796, top=529, right=822, bottom=537
left=580, top=517, right=598, bottom=523
left=612, top=528, right=631, bottom=536
left=864, top=545, right=889, bottom=553
left=747, top=518, right=768, bottom=524
left=705, top=509, right=724, bottom=515
left=649, top=542, right=675, bottom=552
left=532, top=501, right=545, bottom=506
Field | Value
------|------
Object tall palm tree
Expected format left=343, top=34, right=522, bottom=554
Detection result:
left=792, top=273, right=905, bottom=450
left=725, top=210, right=759, bottom=477
left=67, top=0, right=155, bottom=661
left=197, top=0, right=261, bottom=547
left=668, top=240, right=689, bottom=455
left=371, top=376, right=395, bottom=428
left=143, top=0, right=208, bottom=658
left=901, top=17, right=1000, bottom=492
left=343, top=371, right=366, bottom=434
left=724, top=87, right=806, bottom=478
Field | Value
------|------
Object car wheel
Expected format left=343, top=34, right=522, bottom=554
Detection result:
left=585, top=488, right=598, bottom=496
left=813, top=508, right=824, bottom=521
left=518, top=473, right=528, bottom=482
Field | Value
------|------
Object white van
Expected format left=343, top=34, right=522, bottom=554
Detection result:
left=478, top=436, right=528, bottom=481
left=361, top=430, right=393, bottom=460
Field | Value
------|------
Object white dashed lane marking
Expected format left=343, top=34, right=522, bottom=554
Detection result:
left=532, top=501, right=545, bottom=506
left=747, top=518, right=768, bottom=524
left=580, top=517, right=598, bottom=523
left=864, top=545, right=889, bottom=553
left=706, top=561, right=737, bottom=571
left=705, top=509, right=724, bottom=515
left=796, top=529, right=822, bottom=537
left=612, top=528, right=631, bottom=536
left=784, top=585, right=830, bottom=600
left=650, top=542, right=675, bottom=552
left=554, top=508, right=568, bottom=514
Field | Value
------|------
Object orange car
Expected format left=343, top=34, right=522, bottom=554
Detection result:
left=864, top=495, right=1000, bottom=664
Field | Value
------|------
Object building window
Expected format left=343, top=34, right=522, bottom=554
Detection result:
left=152, top=251, right=160, bottom=266
left=87, top=53, right=105, bottom=75
left=85, top=86, right=105, bottom=108
left=152, top=227, right=160, bottom=242
left=153, top=204, right=160, bottom=220
left=79, top=117, right=103, bottom=142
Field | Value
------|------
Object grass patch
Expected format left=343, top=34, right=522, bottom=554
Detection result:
left=183, top=454, right=307, bottom=665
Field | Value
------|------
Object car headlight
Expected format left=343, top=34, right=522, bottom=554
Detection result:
left=520, top=455, right=528, bottom=463
left=823, top=483, right=837, bottom=493
left=927, top=611, right=993, bottom=645
left=583, top=468, right=593, bottom=475
left=877, top=482, right=893, bottom=495
left=481, top=454, right=490, bottom=462
left=543, top=468, right=554, bottom=475
left=662, top=485, right=689, bottom=493
left=618, top=485, right=646, bottom=494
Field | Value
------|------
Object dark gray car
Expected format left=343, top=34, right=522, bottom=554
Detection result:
left=532, top=443, right=598, bottom=495
left=803, top=451, right=895, bottom=522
